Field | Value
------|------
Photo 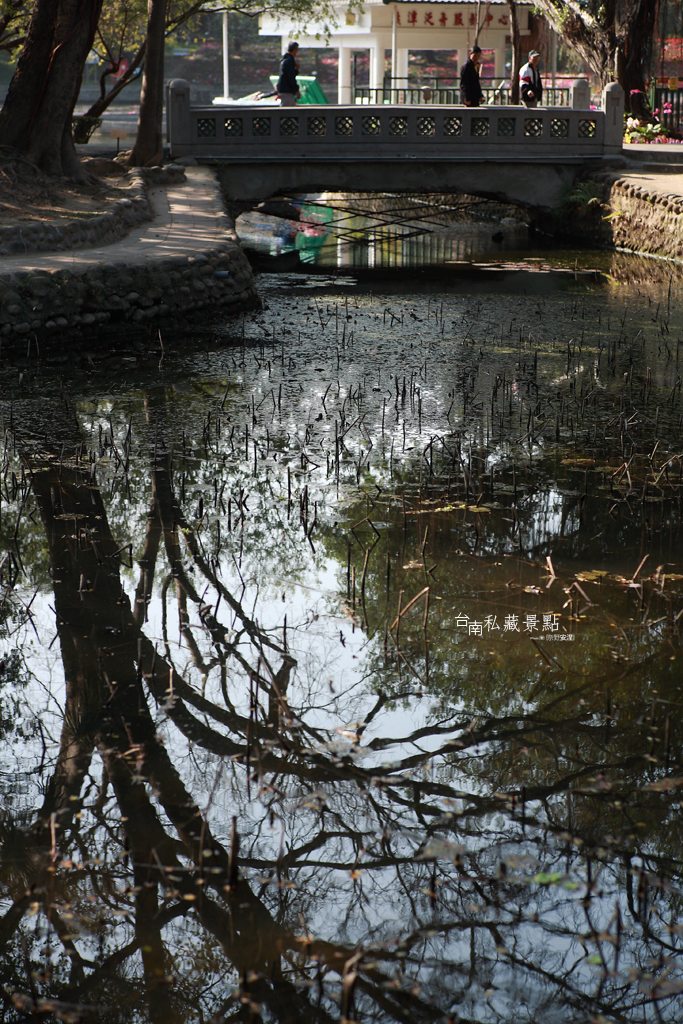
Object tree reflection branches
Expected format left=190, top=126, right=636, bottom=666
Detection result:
left=0, top=381, right=680, bottom=1024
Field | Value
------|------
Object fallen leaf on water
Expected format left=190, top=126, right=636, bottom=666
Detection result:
left=408, top=502, right=491, bottom=514
left=533, top=871, right=563, bottom=885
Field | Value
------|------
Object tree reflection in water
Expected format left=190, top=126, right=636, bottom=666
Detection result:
left=0, top=264, right=682, bottom=1023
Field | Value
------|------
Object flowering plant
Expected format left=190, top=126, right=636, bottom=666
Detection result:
left=624, top=111, right=681, bottom=144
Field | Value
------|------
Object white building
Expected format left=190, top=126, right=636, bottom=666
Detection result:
left=259, top=0, right=537, bottom=103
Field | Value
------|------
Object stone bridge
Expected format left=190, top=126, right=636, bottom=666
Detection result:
left=167, top=81, right=625, bottom=213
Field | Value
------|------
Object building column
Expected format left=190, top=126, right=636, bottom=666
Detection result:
left=222, top=11, right=229, bottom=100
left=338, top=45, right=351, bottom=104
left=396, top=47, right=409, bottom=87
left=494, top=46, right=505, bottom=81
left=370, top=38, right=385, bottom=91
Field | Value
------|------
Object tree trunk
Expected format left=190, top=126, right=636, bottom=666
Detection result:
left=127, top=0, right=168, bottom=167
left=533, top=0, right=659, bottom=114
left=0, top=0, right=104, bottom=181
left=506, top=0, right=521, bottom=105
left=620, top=1, right=660, bottom=117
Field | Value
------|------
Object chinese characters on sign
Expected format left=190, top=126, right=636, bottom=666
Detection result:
left=454, top=613, right=575, bottom=640
left=396, top=9, right=508, bottom=27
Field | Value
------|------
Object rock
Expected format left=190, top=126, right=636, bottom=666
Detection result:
left=174, top=155, right=199, bottom=166
left=83, top=158, right=128, bottom=178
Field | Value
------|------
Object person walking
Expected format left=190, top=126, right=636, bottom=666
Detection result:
left=460, top=45, right=484, bottom=107
left=519, top=50, right=543, bottom=107
left=277, top=41, right=300, bottom=106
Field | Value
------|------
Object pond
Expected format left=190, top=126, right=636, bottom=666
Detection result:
left=1, top=226, right=683, bottom=1024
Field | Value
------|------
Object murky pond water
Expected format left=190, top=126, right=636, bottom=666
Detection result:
left=1, top=232, right=683, bottom=1024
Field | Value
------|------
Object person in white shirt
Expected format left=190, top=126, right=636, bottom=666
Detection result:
left=519, top=50, right=542, bottom=108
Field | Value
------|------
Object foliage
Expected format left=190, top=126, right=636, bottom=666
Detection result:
left=0, top=0, right=28, bottom=54
left=84, top=0, right=365, bottom=125
left=623, top=100, right=683, bottom=143
left=532, top=0, right=660, bottom=109
left=624, top=114, right=677, bottom=144
left=561, top=179, right=604, bottom=212
left=85, top=0, right=217, bottom=122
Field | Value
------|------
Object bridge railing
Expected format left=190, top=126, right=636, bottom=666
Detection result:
left=167, top=81, right=623, bottom=161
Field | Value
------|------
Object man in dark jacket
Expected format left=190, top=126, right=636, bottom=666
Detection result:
left=277, top=41, right=300, bottom=106
left=460, top=45, right=484, bottom=107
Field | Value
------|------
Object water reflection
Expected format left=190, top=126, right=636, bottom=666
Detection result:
left=237, top=194, right=532, bottom=270
left=0, top=255, right=682, bottom=1022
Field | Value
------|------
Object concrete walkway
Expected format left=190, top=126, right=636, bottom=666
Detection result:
left=615, top=170, right=683, bottom=200
left=0, top=167, right=232, bottom=274
left=619, top=143, right=683, bottom=200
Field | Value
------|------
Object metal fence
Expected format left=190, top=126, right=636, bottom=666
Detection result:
left=653, top=87, right=683, bottom=132
left=351, top=80, right=574, bottom=107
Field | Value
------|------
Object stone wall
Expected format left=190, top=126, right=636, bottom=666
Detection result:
left=0, top=167, right=258, bottom=341
left=0, top=166, right=189, bottom=257
left=0, top=247, right=256, bottom=340
left=549, top=172, right=683, bottom=263
left=596, top=175, right=683, bottom=261
left=0, top=172, right=150, bottom=257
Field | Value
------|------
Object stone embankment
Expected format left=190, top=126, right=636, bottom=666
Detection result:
left=0, top=166, right=257, bottom=342
left=1, top=171, right=146, bottom=257
left=555, top=152, right=683, bottom=263
left=586, top=171, right=683, bottom=261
